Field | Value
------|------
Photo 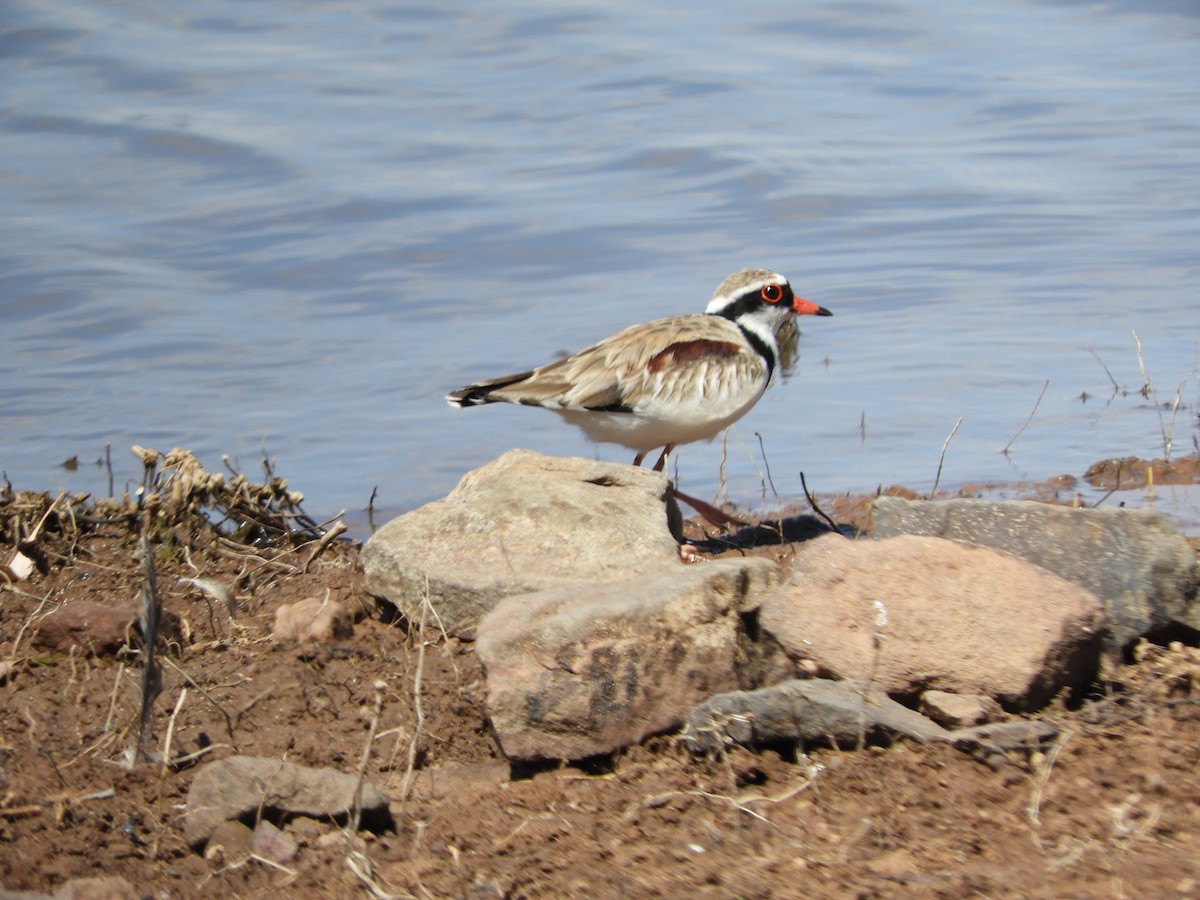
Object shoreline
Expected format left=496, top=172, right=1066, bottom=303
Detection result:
left=1, top=446, right=1198, bottom=897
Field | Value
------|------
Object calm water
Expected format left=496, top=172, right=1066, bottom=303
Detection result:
left=2, top=0, right=1199, bottom=534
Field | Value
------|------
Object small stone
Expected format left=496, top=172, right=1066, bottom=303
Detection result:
left=316, top=831, right=349, bottom=850
left=272, top=596, right=353, bottom=642
left=252, top=819, right=299, bottom=865
left=204, top=820, right=254, bottom=861
left=31, top=600, right=182, bottom=657
left=865, top=848, right=920, bottom=878
left=920, top=691, right=1000, bottom=728
left=286, top=815, right=329, bottom=844
left=183, top=755, right=391, bottom=848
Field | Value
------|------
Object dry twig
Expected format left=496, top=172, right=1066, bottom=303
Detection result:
left=927, top=416, right=964, bottom=499
left=1003, top=379, right=1050, bottom=456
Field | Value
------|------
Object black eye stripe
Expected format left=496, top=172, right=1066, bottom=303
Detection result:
left=710, top=281, right=792, bottom=323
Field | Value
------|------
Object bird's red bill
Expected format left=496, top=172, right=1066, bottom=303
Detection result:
left=792, top=296, right=833, bottom=317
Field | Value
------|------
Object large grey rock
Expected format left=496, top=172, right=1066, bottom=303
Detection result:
left=760, top=533, right=1105, bottom=710
left=182, top=755, right=391, bottom=849
left=476, top=557, right=783, bottom=761
left=362, top=450, right=683, bottom=638
left=871, top=497, right=1199, bottom=652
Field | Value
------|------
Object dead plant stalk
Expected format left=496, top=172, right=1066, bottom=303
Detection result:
left=927, top=416, right=964, bottom=500
left=399, top=584, right=431, bottom=803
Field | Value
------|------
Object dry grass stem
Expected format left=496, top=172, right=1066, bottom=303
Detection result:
left=159, top=656, right=238, bottom=747
left=716, top=429, right=730, bottom=505
left=1028, top=728, right=1071, bottom=836
left=1132, top=330, right=1198, bottom=461
left=800, top=471, right=838, bottom=532
left=350, top=680, right=386, bottom=834
left=927, top=416, right=964, bottom=499
left=754, top=432, right=780, bottom=502
left=9, top=591, right=53, bottom=657
left=302, top=519, right=348, bottom=574
left=399, top=589, right=430, bottom=804
left=1086, top=345, right=1122, bottom=396
left=161, top=687, right=189, bottom=775
left=1003, top=378, right=1050, bottom=456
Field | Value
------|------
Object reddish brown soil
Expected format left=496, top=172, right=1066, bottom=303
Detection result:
left=2, top=469, right=1200, bottom=899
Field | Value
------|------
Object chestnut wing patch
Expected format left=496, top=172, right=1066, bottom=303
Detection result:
left=646, top=339, right=743, bottom=374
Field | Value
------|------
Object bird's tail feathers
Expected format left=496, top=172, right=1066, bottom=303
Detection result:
left=445, top=371, right=535, bottom=408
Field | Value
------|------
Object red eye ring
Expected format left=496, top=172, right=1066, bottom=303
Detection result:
left=760, top=283, right=784, bottom=303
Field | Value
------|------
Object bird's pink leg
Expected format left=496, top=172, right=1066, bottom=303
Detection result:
left=651, top=445, right=674, bottom=472
left=671, top=487, right=748, bottom=529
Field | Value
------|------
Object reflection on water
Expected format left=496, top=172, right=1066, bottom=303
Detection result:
left=1, top=0, right=1198, bottom=528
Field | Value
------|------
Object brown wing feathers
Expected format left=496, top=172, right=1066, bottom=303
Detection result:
left=647, top=339, right=742, bottom=373
left=446, top=317, right=754, bottom=413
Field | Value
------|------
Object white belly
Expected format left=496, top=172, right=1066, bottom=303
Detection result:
left=556, top=378, right=768, bottom=452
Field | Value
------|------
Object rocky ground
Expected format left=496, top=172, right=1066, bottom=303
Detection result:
left=1, top=451, right=1199, bottom=899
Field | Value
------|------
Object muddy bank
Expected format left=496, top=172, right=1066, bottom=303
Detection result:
left=1, top=450, right=1199, bottom=898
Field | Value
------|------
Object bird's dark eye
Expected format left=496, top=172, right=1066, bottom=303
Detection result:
left=760, top=283, right=784, bottom=303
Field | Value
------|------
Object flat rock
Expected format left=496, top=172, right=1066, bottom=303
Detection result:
left=476, top=557, right=782, bottom=761
left=31, top=600, right=182, bottom=657
left=760, top=533, right=1105, bottom=710
left=362, top=450, right=684, bottom=639
left=182, top=755, right=391, bottom=849
left=871, top=496, right=1199, bottom=652
left=685, top=679, right=1059, bottom=767
left=684, top=678, right=948, bottom=753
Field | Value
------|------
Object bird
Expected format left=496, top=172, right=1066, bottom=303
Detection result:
left=446, top=267, right=832, bottom=474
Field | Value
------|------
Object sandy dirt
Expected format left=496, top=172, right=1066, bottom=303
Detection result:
left=2, top=465, right=1199, bottom=899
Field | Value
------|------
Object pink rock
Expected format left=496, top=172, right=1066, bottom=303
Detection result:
left=760, top=533, right=1105, bottom=710
left=32, top=600, right=135, bottom=655
left=272, top=596, right=353, bottom=642
left=31, top=600, right=181, bottom=657
left=252, top=819, right=299, bottom=865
